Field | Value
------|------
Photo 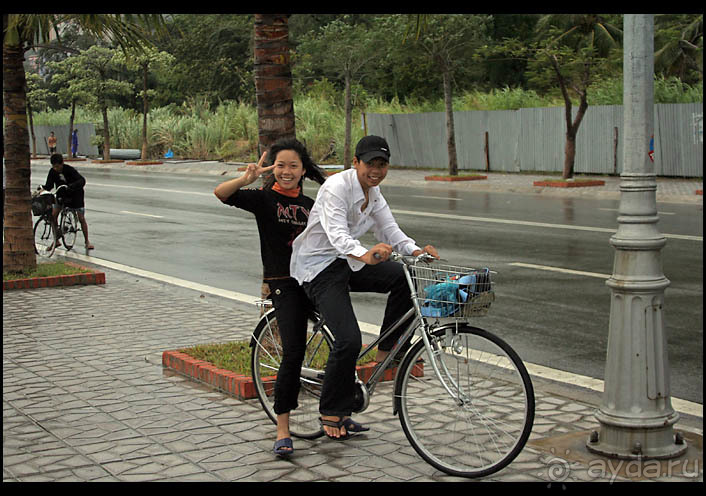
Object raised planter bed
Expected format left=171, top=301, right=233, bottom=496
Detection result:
left=162, top=349, right=424, bottom=400
left=125, top=160, right=164, bottom=166
left=91, top=159, right=124, bottom=164
left=425, top=174, right=487, bottom=182
left=3, top=262, right=105, bottom=291
left=533, top=179, right=605, bottom=188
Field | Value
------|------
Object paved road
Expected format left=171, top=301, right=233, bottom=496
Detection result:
left=29, top=160, right=704, bottom=404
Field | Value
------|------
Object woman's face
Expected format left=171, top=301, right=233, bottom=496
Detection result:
left=273, top=149, right=305, bottom=190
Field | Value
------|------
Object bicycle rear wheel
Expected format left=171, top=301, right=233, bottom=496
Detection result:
left=60, top=209, right=78, bottom=250
left=394, top=324, right=534, bottom=478
left=34, top=216, right=56, bottom=258
left=250, top=309, right=328, bottom=439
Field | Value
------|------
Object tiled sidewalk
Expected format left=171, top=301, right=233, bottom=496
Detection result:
left=3, top=266, right=702, bottom=482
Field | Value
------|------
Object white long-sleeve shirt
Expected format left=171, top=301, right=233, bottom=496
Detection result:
left=290, top=168, right=420, bottom=284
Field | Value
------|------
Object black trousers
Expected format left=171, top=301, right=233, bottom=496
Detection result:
left=268, top=278, right=314, bottom=415
left=303, top=258, right=414, bottom=417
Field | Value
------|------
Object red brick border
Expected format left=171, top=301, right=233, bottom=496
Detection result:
left=162, top=350, right=424, bottom=400
left=425, top=175, right=487, bottom=182
left=696, top=189, right=703, bottom=195
left=3, top=262, right=105, bottom=291
left=533, top=180, right=605, bottom=188
left=125, top=160, right=164, bottom=166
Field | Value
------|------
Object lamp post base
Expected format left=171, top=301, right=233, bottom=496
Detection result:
left=587, top=409, right=687, bottom=460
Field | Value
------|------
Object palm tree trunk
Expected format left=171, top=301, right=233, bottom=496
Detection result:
left=3, top=41, right=37, bottom=273
left=442, top=67, right=459, bottom=176
left=254, top=14, right=295, bottom=154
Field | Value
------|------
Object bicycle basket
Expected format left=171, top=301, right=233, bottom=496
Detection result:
left=409, top=260, right=495, bottom=318
left=31, top=194, right=54, bottom=216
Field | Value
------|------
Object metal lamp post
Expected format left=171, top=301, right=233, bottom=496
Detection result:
left=586, top=14, right=687, bottom=460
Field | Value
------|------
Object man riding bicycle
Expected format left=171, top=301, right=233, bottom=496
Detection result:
left=290, top=135, right=438, bottom=440
left=40, top=154, right=94, bottom=250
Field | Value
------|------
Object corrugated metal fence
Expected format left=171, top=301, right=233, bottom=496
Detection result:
left=367, top=103, right=703, bottom=177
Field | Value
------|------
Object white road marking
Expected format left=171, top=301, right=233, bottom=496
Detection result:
left=410, top=195, right=463, bottom=201
left=392, top=209, right=702, bottom=242
left=120, top=210, right=164, bottom=218
left=509, top=262, right=611, bottom=279
left=59, top=250, right=703, bottom=419
left=90, top=182, right=213, bottom=196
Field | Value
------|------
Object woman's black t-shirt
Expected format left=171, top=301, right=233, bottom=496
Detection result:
left=224, top=187, right=314, bottom=280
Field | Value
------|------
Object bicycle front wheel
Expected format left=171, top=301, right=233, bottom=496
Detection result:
left=34, top=216, right=56, bottom=258
left=395, top=324, right=534, bottom=478
left=60, top=209, right=78, bottom=250
left=250, top=309, right=329, bottom=439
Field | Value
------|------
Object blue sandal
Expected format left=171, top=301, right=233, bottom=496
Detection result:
left=320, top=417, right=369, bottom=440
left=273, top=437, right=294, bottom=456
left=342, top=417, right=370, bottom=433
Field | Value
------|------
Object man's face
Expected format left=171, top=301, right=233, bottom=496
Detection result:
left=354, top=156, right=389, bottom=191
left=52, top=162, right=64, bottom=174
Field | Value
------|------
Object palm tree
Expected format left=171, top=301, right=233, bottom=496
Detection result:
left=535, top=14, right=622, bottom=179
left=253, top=14, right=296, bottom=154
left=655, top=14, right=703, bottom=83
left=3, top=14, right=165, bottom=273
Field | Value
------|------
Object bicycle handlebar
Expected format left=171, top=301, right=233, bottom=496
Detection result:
left=374, top=251, right=437, bottom=265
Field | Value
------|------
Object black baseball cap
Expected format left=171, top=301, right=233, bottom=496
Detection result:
left=355, top=135, right=390, bottom=163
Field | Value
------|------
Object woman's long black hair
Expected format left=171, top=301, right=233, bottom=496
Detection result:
left=262, top=138, right=327, bottom=190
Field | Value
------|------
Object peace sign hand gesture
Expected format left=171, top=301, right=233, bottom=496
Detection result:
left=241, top=151, right=275, bottom=186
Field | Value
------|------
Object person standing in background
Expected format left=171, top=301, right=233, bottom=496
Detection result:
left=48, top=131, right=57, bottom=154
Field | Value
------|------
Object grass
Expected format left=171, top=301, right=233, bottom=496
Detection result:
left=179, top=338, right=377, bottom=377
left=2, top=261, right=92, bottom=281
left=179, top=341, right=254, bottom=375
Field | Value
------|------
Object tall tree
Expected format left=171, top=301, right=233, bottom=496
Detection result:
left=295, top=17, right=382, bottom=168
left=412, top=14, right=491, bottom=175
left=655, top=14, right=703, bottom=84
left=253, top=14, right=295, bottom=154
left=114, top=44, right=175, bottom=160
left=528, top=14, right=622, bottom=179
left=47, top=54, right=93, bottom=154
left=25, top=72, right=50, bottom=158
left=3, top=14, right=165, bottom=273
left=76, top=46, right=133, bottom=161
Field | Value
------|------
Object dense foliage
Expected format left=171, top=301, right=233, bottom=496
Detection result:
left=27, top=13, right=702, bottom=162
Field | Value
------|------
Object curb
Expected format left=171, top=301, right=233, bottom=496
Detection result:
left=125, top=161, right=164, bottom=166
left=161, top=350, right=424, bottom=401
left=3, top=262, right=106, bottom=291
left=533, top=180, right=606, bottom=188
left=425, top=175, right=488, bottom=182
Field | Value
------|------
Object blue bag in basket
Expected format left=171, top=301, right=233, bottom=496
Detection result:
left=420, top=268, right=490, bottom=317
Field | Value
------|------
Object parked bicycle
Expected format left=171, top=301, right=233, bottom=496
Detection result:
left=250, top=252, right=535, bottom=478
left=32, top=184, right=81, bottom=258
